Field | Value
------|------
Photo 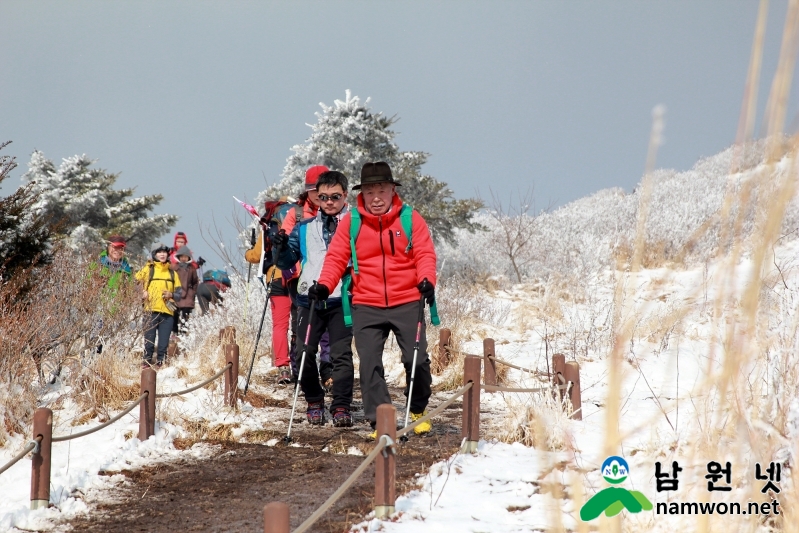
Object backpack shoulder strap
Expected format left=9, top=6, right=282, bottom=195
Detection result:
left=149, top=263, right=175, bottom=288
left=400, top=204, right=413, bottom=253
left=349, top=209, right=362, bottom=275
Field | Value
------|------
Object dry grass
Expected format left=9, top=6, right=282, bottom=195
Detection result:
left=0, top=246, right=145, bottom=442
left=485, top=392, right=574, bottom=451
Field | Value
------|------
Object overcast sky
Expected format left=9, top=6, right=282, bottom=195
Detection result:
left=1, top=1, right=796, bottom=268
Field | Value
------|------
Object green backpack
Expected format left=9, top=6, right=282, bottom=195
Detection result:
left=342, top=204, right=440, bottom=327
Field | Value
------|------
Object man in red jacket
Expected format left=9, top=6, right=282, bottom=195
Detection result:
left=311, top=161, right=437, bottom=435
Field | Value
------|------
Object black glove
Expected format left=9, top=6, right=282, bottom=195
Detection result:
left=417, top=278, right=435, bottom=305
left=271, top=229, right=288, bottom=251
left=308, top=282, right=330, bottom=302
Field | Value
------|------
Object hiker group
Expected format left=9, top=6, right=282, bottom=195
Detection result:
left=92, top=160, right=440, bottom=437
left=94, top=231, right=231, bottom=368
left=245, top=161, right=440, bottom=436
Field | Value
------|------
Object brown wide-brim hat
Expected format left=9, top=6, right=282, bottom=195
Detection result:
left=353, top=161, right=402, bottom=190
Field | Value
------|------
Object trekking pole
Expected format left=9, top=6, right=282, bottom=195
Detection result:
left=242, top=228, right=257, bottom=328
left=284, top=293, right=318, bottom=443
left=242, top=237, right=281, bottom=396
left=401, top=292, right=428, bottom=442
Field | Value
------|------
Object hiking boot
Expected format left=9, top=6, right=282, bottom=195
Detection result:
left=410, top=411, right=432, bottom=435
left=367, top=422, right=377, bottom=440
left=331, top=407, right=353, bottom=428
left=322, top=377, right=333, bottom=394
left=277, top=367, right=292, bottom=385
left=306, top=401, right=324, bottom=425
left=141, top=361, right=152, bottom=370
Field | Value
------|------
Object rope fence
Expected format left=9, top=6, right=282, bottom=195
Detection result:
left=482, top=384, right=549, bottom=393
left=52, top=393, right=148, bottom=442
left=0, top=437, right=41, bottom=477
left=2, top=326, right=243, bottom=512
left=156, top=363, right=232, bottom=398
left=487, top=355, right=550, bottom=378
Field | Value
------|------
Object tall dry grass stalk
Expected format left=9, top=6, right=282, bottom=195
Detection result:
left=595, top=2, right=799, bottom=532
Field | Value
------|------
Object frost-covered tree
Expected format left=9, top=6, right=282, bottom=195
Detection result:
left=22, top=151, right=178, bottom=255
left=257, top=91, right=483, bottom=245
left=0, top=141, right=54, bottom=280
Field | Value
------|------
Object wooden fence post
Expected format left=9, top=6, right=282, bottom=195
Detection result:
left=225, top=343, right=240, bottom=407
left=552, top=353, right=566, bottom=402
left=460, top=355, right=481, bottom=454
left=565, top=361, right=582, bottom=420
left=139, top=368, right=156, bottom=441
left=263, top=501, right=290, bottom=533
left=483, top=338, right=496, bottom=388
left=374, top=403, right=396, bottom=518
left=434, top=328, right=452, bottom=374
left=221, top=325, right=236, bottom=345
left=30, top=408, right=52, bottom=510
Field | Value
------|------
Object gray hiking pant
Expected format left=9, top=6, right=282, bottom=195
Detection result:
left=352, top=301, right=432, bottom=425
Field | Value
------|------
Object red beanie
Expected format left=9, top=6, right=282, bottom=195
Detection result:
left=305, top=165, right=329, bottom=191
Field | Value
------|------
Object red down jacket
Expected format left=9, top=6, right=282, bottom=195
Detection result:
left=318, top=193, right=437, bottom=308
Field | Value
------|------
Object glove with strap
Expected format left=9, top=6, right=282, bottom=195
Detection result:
left=308, top=282, right=330, bottom=302
left=417, top=278, right=435, bottom=305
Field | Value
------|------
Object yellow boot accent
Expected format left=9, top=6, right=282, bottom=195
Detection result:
left=411, top=411, right=432, bottom=435
left=368, top=429, right=377, bottom=440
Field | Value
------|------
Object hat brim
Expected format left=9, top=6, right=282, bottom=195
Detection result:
left=109, top=242, right=126, bottom=249
left=353, top=180, right=401, bottom=190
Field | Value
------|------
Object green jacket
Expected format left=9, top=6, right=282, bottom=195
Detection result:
left=88, top=251, right=133, bottom=300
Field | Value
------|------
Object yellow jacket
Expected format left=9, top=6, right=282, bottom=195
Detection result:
left=135, top=260, right=183, bottom=315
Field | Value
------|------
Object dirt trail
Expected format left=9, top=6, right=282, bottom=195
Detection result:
left=61, top=381, right=467, bottom=533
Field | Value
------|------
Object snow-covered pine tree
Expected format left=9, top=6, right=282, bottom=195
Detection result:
left=22, top=151, right=178, bottom=255
left=0, top=141, right=54, bottom=280
left=256, top=91, right=483, bottom=245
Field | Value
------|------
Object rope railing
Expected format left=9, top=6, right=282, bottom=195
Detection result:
left=7, top=328, right=247, bottom=515
left=0, top=436, right=41, bottom=476
left=156, top=363, right=232, bottom=398
left=487, top=355, right=550, bottom=378
left=397, top=383, right=472, bottom=438
left=52, top=393, right=149, bottom=443
left=293, top=435, right=392, bottom=533
left=482, top=384, right=549, bottom=393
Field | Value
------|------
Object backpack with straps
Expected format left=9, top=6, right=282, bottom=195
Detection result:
left=342, top=204, right=440, bottom=327
left=148, top=263, right=175, bottom=288
left=261, top=201, right=303, bottom=256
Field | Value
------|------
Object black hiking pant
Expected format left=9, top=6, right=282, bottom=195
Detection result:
left=296, top=304, right=353, bottom=411
left=144, top=312, right=173, bottom=364
left=289, top=277, right=331, bottom=380
left=352, top=301, right=432, bottom=425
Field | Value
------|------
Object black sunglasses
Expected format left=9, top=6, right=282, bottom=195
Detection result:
left=318, top=193, right=343, bottom=202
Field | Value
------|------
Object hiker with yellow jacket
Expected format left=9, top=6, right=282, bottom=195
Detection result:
left=135, top=242, right=183, bottom=369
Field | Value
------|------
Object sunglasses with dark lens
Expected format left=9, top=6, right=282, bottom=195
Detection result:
left=318, top=193, right=343, bottom=202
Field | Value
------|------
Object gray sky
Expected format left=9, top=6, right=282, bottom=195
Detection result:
left=1, top=1, right=796, bottom=268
